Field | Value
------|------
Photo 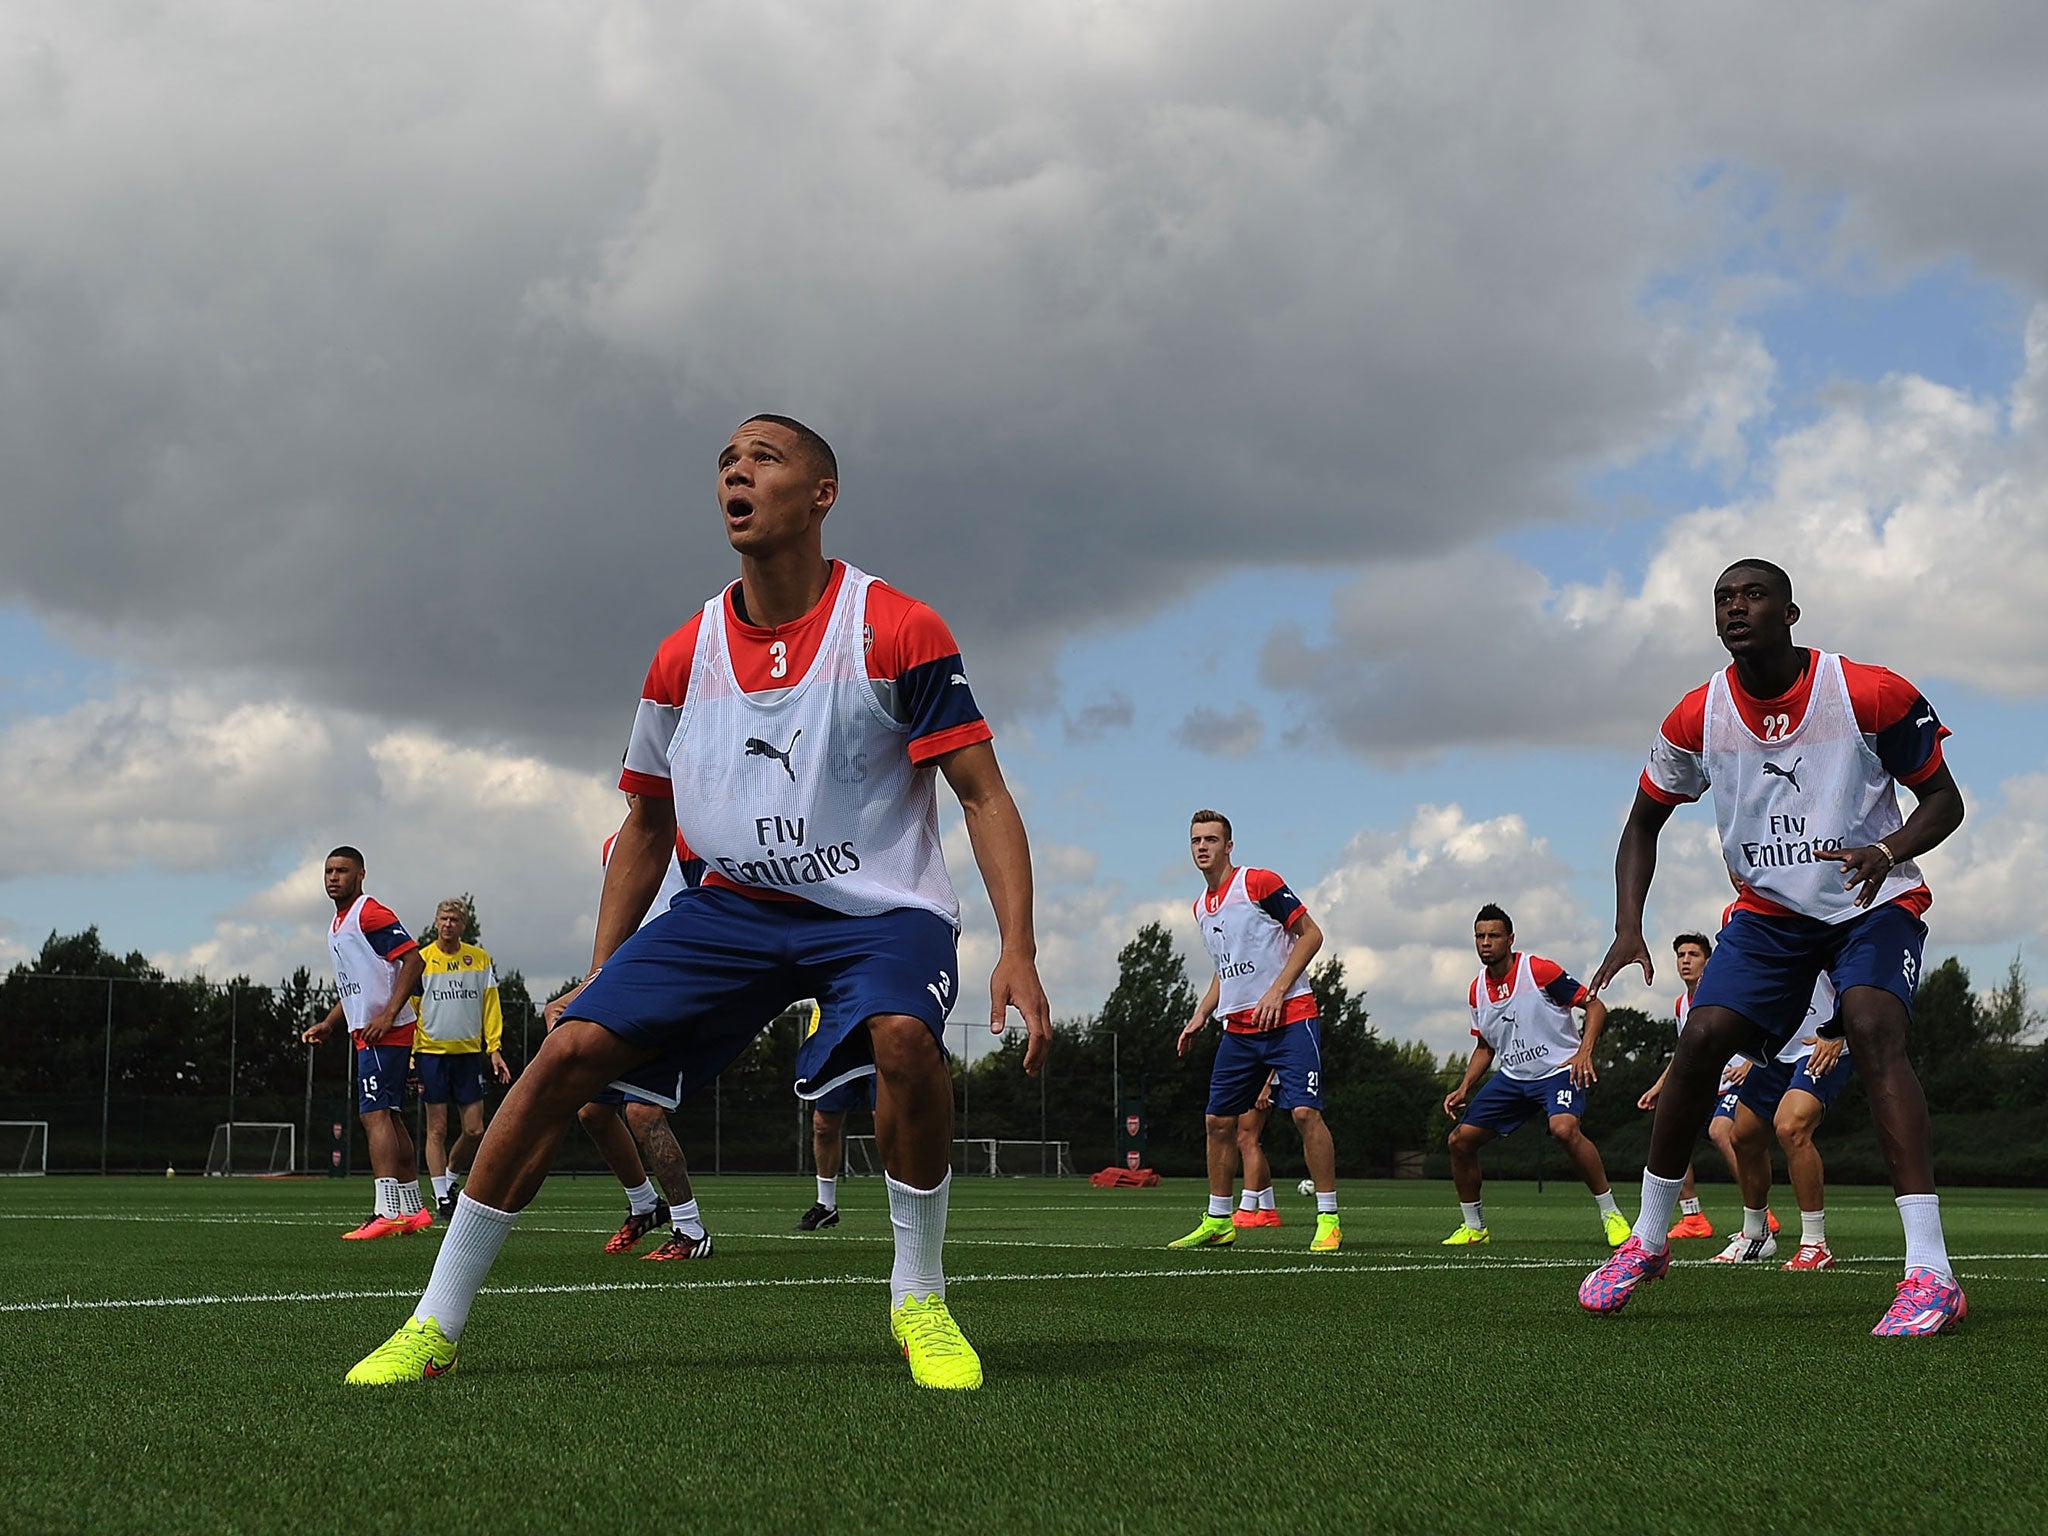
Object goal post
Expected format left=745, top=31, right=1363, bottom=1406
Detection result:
left=842, top=1135, right=1071, bottom=1177
left=0, top=1121, right=48, bottom=1176
left=205, top=1122, right=296, bottom=1177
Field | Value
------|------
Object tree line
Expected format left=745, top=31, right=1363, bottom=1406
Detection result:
left=2, top=920, right=2041, bottom=1181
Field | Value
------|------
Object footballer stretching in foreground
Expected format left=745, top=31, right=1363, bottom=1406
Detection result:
left=345, top=415, right=1051, bottom=1389
left=1581, top=560, right=1967, bottom=1335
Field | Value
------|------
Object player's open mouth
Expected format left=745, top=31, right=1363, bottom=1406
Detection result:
left=725, top=499, right=754, bottom=525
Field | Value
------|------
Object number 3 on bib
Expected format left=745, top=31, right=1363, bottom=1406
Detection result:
left=769, top=640, right=788, bottom=679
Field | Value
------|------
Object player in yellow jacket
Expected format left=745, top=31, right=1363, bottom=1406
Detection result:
left=414, top=900, right=511, bottom=1219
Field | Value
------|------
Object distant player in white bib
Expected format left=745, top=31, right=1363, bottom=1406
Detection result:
left=301, top=846, right=431, bottom=1240
left=1171, top=810, right=1341, bottom=1254
left=580, top=811, right=715, bottom=1261
left=1637, top=931, right=1755, bottom=1242
left=1441, top=905, right=1628, bottom=1250
left=1707, top=900, right=1852, bottom=1271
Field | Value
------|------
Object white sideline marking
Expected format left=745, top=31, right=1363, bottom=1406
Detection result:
left=4, top=1252, right=2046, bottom=1316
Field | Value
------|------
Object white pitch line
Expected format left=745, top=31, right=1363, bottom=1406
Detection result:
left=5, top=1252, right=2047, bottom=1316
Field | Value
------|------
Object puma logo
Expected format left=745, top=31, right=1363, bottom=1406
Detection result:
left=744, top=731, right=801, bottom=782
left=1762, top=756, right=1802, bottom=792
left=1915, top=713, right=1933, bottom=728
left=949, top=673, right=969, bottom=686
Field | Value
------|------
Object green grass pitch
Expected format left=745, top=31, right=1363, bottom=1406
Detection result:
left=2, top=1175, right=2045, bottom=1535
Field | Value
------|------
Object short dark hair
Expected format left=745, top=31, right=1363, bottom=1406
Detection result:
left=742, top=414, right=837, bottom=481
left=1672, top=932, right=1714, bottom=956
left=1722, top=558, right=1792, bottom=604
left=1474, top=903, right=1513, bottom=933
left=1190, top=809, right=1232, bottom=840
left=327, top=845, right=365, bottom=866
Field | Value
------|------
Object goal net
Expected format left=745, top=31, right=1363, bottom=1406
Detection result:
left=0, top=1121, right=47, bottom=1176
left=205, top=1122, right=296, bottom=1177
left=842, top=1136, right=1071, bottom=1177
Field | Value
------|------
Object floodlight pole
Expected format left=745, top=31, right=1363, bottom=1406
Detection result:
left=226, top=986, right=237, bottom=1174
left=100, top=979, right=113, bottom=1176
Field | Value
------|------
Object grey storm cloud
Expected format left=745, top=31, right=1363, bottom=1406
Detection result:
left=9, top=1, right=2048, bottom=779
left=1062, top=691, right=1135, bottom=744
left=1174, top=702, right=1263, bottom=759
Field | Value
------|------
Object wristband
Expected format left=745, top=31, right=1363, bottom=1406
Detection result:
left=1871, top=840, right=1896, bottom=870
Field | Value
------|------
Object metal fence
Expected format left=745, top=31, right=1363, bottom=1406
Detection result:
left=0, top=972, right=1067, bottom=1177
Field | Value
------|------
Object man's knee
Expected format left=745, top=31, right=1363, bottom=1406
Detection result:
left=1205, top=1114, right=1237, bottom=1139
left=1448, top=1125, right=1482, bottom=1155
left=1291, top=1106, right=1324, bottom=1132
left=1547, top=1115, right=1583, bottom=1144
left=869, top=1014, right=941, bottom=1073
left=813, top=1109, right=846, bottom=1138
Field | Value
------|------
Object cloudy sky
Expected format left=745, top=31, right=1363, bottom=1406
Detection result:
left=6, top=1, right=2048, bottom=1055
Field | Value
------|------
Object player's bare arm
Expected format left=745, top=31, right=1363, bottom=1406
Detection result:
left=1594, top=787, right=1679, bottom=992
left=1819, top=760, right=1965, bottom=908
left=1638, top=1064, right=1669, bottom=1110
left=1254, top=911, right=1323, bottom=1028
left=1567, top=995, right=1607, bottom=1087
left=301, top=1000, right=345, bottom=1045
left=364, top=950, right=426, bottom=1044
left=938, top=738, right=1052, bottom=1076
left=1444, top=1041, right=1494, bottom=1119
left=546, top=795, right=677, bottom=1029
left=1179, top=975, right=1221, bottom=1058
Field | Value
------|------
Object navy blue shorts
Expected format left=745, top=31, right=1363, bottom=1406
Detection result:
left=1692, top=903, right=1926, bottom=1056
left=1709, top=1087, right=1743, bottom=1124
left=569, top=885, right=959, bottom=1110
left=415, top=1051, right=487, bottom=1106
left=356, top=1044, right=410, bottom=1114
left=1735, top=1053, right=1854, bottom=1120
left=1461, top=1068, right=1585, bottom=1136
left=1207, top=1018, right=1322, bottom=1116
left=810, top=1074, right=876, bottom=1115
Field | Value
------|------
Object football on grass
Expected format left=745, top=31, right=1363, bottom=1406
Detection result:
left=1297, top=1178, right=1316, bottom=1197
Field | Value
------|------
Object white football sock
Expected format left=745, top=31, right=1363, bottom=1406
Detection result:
left=1742, top=1206, right=1768, bottom=1240
left=1207, top=1193, right=1232, bottom=1218
left=886, top=1172, right=950, bottom=1307
left=671, top=1198, right=705, bottom=1240
left=1316, top=1191, right=1338, bottom=1215
left=374, top=1177, right=401, bottom=1219
left=1679, top=1196, right=1702, bottom=1216
left=1896, top=1194, right=1954, bottom=1282
left=1238, top=1188, right=1261, bottom=1212
left=622, top=1179, right=658, bottom=1216
left=414, top=1194, right=517, bottom=1341
left=1258, top=1187, right=1277, bottom=1211
left=1801, top=1208, right=1827, bottom=1246
left=816, top=1176, right=838, bottom=1211
left=398, top=1181, right=424, bottom=1216
left=1595, top=1190, right=1620, bottom=1219
left=431, top=1174, right=455, bottom=1201
left=1460, top=1200, right=1485, bottom=1231
left=1631, top=1170, right=1684, bottom=1253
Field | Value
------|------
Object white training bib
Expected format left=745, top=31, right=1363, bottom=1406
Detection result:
left=663, top=564, right=960, bottom=928
left=328, top=896, right=417, bottom=1039
left=1703, top=651, right=1923, bottom=924
left=1472, top=954, right=1582, bottom=1082
left=1194, top=869, right=1314, bottom=1026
